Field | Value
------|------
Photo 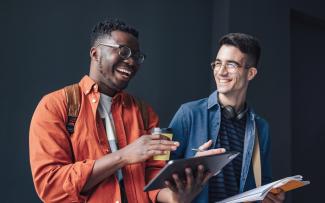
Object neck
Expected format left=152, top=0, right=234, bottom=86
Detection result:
left=218, top=92, right=246, bottom=112
left=89, top=65, right=117, bottom=97
left=98, top=82, right=117, bottom=97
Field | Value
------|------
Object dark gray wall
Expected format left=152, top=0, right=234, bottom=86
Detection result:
left=1, top=0, right=324, bottom=202
left=219, top=1, right=325, bottom=202
left=1, top=1, right=214, bottom=202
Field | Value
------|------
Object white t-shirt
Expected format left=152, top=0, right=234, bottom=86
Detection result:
left=98, top=93, right=122, bottom=180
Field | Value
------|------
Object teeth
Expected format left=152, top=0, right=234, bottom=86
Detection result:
left=117, top=68, right=131, bottom=75
left=220, top=79, right=230, bottom=83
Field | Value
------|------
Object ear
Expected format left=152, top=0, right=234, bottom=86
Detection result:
left=90, top=47, right=100, bottom=62
left=247, top=67, right=257, bottom=81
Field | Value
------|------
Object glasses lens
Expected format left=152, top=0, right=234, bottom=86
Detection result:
left=119, top=46, right=131, bottom=59
left=134, top=52, right=145, bottom=64
left=118, top=45, right=145, bottom=64
left=225, top=63, right=239, bottom=73
left=211, top=61, right=222, bottom=70
left=211, top=62, right=216, bottom=70
left=226, top=62, right=238, bottom=69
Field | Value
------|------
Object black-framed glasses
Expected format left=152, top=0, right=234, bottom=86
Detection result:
left=97, top=43, right=146, bottom=64
left=211, top=60, right=249, bottom=73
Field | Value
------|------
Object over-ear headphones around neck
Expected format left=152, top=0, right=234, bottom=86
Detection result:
left=221, top=104, right=248, bottom=120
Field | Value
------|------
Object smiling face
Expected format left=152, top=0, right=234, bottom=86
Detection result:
left=214, top=45, right=257, bottom=98
left=89, top=30, right=140, bottom=96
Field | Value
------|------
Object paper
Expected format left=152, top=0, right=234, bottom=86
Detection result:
left=216, top=175, right=310, bottom=203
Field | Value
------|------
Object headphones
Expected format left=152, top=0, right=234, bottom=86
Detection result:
left=221, top=104, right=248, bottom=120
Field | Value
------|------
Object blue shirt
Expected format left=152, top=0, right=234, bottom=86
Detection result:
left=169, top=91, right=272, bottom=203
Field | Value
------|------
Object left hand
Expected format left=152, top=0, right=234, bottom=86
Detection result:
left=262, top=188, right=286, bottom=203
left=195, top=140, right=226, bottom=157
left=164, top=165, right=212, bottom=203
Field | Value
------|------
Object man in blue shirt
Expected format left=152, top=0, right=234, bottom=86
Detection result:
left=169, top=33, right=285, bottom=203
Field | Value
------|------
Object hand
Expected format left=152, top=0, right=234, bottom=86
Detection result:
left=164, top=165, right=212, bottom=203
left=120, top=134, right=179, bottom=164
left=195, top=140, right=226, bottom=157
left=262, top=188, right=286, bottom=203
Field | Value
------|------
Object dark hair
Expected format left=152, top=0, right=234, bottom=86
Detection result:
left=90, top=18, right=139, bottom=46
left=219, top=33, right=261, bottom=68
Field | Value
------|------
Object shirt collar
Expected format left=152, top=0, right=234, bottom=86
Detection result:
left=208, top=90, right=220, bottom=109
left=79, top=75, right=97, bottom=95
left=208, top=89, right=256, bottom=119
left=79, top=75, right=131, bottom=107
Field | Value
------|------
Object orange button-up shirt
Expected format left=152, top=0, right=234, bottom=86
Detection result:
left=29, top=75, right=164, bottom=203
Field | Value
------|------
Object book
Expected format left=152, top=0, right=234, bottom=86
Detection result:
left=216, top=175, right=310, bottom=203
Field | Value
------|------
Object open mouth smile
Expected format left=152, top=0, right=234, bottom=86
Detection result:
left=116, top=67, right=133, bottom=80
left=219, top=79, right=232, bottom=84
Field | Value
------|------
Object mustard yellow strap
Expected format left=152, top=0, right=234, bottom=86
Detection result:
left=65, top=83, right=81, bottom=117
left=252, top=126, right=261, bottom=187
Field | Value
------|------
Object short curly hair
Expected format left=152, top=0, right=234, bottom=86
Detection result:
left=90, top=18, right=139, bottom=47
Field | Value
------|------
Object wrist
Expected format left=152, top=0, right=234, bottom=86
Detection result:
left=116, top=148, right=130, bottom=166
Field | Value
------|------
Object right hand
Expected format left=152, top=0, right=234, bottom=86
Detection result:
left=164, top=165, right=212, bottom=203
left=120, top=134, right=179, bottom=164
left=195, top=140, right=226, bottom=157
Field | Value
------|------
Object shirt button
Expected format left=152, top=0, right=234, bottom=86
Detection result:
left=93, top=84, right=98, bottom=92
left=92, top=98, right=97, bottom=103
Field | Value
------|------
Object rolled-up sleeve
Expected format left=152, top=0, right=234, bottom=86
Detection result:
left=29, top=94, right=95, bottom=202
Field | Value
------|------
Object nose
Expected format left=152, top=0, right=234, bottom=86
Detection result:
left=123, top=56, right=137, bottom=66
left=123, top=57, right=140, bottom=72
left=217, top=64, right=228, bottom=75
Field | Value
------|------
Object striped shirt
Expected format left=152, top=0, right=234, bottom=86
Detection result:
left=209, top=113, right=246, bottom=202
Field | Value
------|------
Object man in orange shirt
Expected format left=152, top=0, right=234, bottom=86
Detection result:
left=29, top=19, right=214, bottom=203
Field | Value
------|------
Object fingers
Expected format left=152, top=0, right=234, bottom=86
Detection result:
left=198, top=140, right=213, bottom=151
left=185, top=168, right=194, bottom=190
left=195, top=165, right=205, bottom=184
left=164, top=180, right=177, bottom=193
left=150, top=139, right=179, bottom=147
left=147, top=134, right=180, bottom=147
left=172, top=173, right=185, bottom=192
left=277, top=191, right=286, bottom=201
left=196, top=148, right=226, bottom=157
left=148, top=141, right=179, bottom=153
left=165, top=165, right=211, bottom=197
left=265, top=191, right=285, bottom=203
left=201, top=171, right=212, bottom=185
left=262, top=196, right=272, bottom=203
left=140, top=135, right=179, bottom=154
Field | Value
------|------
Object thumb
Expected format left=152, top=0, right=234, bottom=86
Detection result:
left=199, top=140, right=213, bottom=150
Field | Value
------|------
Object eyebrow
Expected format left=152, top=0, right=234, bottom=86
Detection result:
left=215, top=59, right=241, bottom=66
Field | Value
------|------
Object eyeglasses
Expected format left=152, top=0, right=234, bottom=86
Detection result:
left=97, top=43, right=146, bottom=64
left=211, top=60, right=249, bottom=73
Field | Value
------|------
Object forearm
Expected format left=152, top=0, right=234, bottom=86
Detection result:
left=82, top=149, right=128, bottom=192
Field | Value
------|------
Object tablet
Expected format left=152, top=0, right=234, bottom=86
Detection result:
left=143, top=151, right=239, bottom=192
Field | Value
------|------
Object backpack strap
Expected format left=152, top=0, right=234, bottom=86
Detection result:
left=64, top=83, right=81, bottom=135
left=134, top=97, right=149, bottom=130
left=252, top=125, right=262, bottom=187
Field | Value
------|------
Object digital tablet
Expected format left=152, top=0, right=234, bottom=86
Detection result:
left=143, top=151, right=239, bottom=192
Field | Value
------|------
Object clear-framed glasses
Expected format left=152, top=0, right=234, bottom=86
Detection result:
left=211, top=60, right=248, bottom=73
left=97, top=43, right=146, bottom=64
